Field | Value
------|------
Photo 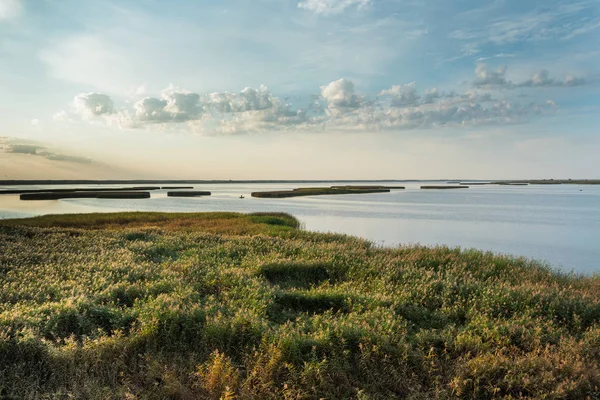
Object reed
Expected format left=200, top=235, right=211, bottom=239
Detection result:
left=1, top=212, right=598, bottom=399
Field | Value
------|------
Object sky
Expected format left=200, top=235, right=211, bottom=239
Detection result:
left=0, top=0, right=599, bottom=180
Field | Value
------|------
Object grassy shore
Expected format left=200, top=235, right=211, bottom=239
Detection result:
left=1, top=212, right=599, bottom=399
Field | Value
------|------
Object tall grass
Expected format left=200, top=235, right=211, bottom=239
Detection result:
left=0, top=212, right=599, bottom=399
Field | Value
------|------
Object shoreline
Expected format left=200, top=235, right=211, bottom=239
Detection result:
left=2, top=178, right=600, bottom=185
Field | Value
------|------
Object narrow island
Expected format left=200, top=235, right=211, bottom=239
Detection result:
left=252, top=185, right=403, bottom=198
left=0, top=212, right=598, bottom=399
left=20, top=191, right=151, bottom=200
left=0, top=186, right=161, bottom=195
left=421, top=185, right=469, bottom=189
left=167, top=191, right=211, bottom=197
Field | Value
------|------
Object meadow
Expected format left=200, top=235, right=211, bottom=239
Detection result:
left=1, top=212, right=599, bottom=399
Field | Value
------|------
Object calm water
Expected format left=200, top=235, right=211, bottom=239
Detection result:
left=1, top=182, right=599, bottom=274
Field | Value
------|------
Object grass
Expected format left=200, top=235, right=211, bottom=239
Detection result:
left=1, top=212, right=599, bottom=399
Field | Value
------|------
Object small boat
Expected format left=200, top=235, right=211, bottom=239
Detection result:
left=239, top=195, right=245, bottom=199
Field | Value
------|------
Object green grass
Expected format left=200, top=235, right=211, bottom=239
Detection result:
left=1, top=212, right=599, bottom=399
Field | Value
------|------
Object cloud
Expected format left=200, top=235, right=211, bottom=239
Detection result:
left=473, top=63, right=509, bottom=88
left=2, top=139, right=93, bottom=164
left=422, top=88, right=441, bottom=104
left=57, top=71, right=584, bottom=135
left=74, top=93, right=114, bottom=117
left=206, top=86, right=274, bottom=114
left=133, top=85, right=282, bottom=126
left=471, top=64, right=592, bottom=89
left=450, top=2, right=600, bottom=49
left=476, top=53, right=517, bottom=62
left=135, top=88, right=201, bottom=123
left=323, top=94, right=556, bottom=132
left=0, top=0, right=20, bottom=20
left=297, top=0, right=371, bottom=15
left=65, top=85, right=314, bottom=134
left=316, top=78, right=556, bottom=132
left=379, top=82, right=420, bottom=107
left=321, top=78, right=362, bottom=112
left=517, top=70, right=589, bottom=87
left=560, top=19, right=600, bottom=41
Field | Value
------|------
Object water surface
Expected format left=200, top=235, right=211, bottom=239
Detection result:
left=1, top=182, right=598, bottom=274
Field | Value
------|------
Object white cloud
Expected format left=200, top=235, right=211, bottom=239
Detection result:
left=298, top=0, right=371, bottom=15
left=58, top=70, right=588, bottom=134
left=517, top=70, right=589, bottom=87
left=74, top=93, right=114, bottom=117
left=379, top=82, right=420, bottom=107
left=473, top=63, right=509, bottom=88
left=206, top=86, right=274, bottom=114
left=134, top=90, right=201, bottom=123
left=321, top=78, right=362, bottom=112
left=422, top=88, right=441, bottom=104
left=0, top=0, right=20, bottom=20
left=134, top=97, right=169, bottom=122
left=316, top=78, right=556, bottom=132
left=561, top=19, right=600, bottom=41
left=453, top=3, right=599, bottom=46
left=324, top=95, right=555, bottom=132
left=64, top=85, right=315, bottom=134
left=476, top=53, right=517, bottom=62
left=471, top=64, right=592, bottom=88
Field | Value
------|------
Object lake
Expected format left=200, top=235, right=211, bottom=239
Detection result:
left=1, top=181, right=599, bottom=274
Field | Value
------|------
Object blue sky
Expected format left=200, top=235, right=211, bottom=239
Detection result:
left=0, top=0, right=598, bottom=179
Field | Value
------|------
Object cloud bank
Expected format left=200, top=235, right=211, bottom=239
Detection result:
left=473, top=63, right=590, bottom=89
left=60, top=63, right=592, bottom=135
left=1, top=138, right=93, bottom=164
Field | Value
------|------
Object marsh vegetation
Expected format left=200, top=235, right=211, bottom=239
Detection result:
left=1, top=212, right=599, bottom=398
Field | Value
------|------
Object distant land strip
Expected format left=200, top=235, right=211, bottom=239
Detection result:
left=0, top=187, right=161, bottom=195
left=252, top=187, right=394, bottom=198
left=1, top=180, right=412, bottom=185
left=421, top=185, right=469, bottom=189
left=1, top=179, right=598, bottom=185
left=20, top=191, right=151, bottom=200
